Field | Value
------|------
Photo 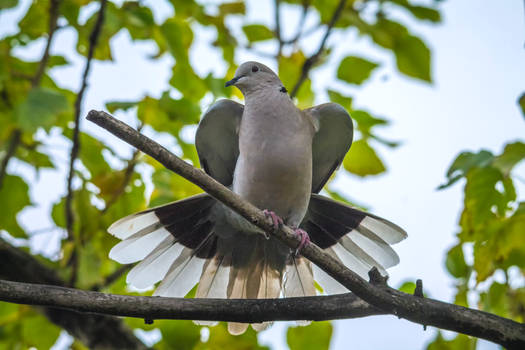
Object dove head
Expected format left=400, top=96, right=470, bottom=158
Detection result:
left=225, top=61, right=283, bottom=95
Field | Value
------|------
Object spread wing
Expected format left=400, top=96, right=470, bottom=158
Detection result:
left=195, top=99, right=244, bottom=186
left=305, top=103, right=354, bottom=193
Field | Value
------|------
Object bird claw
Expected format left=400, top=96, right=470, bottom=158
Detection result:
left=292, top=228, right=310, bottom=256
left=263, top=209, right=283, bottom=231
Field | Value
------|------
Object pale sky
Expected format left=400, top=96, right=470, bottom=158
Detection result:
left=1, top=1, right=524, bottom=349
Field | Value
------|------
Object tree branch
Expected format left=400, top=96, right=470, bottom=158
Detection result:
left=290, top=0, right=347, bottom=98
left=84, top=110, right=525, bottom=348
left=0, top=239, right=147, bottom=349
left=65, top=0, right=108, bottom=286
left=0, top=279, right=383, bottom=322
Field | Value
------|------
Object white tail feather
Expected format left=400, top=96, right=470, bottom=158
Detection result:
left=348, top=229, right=399, bottom=268
left=109, top=227, right=170, bottom=264
left=153, top=248, right=205, bottom=298
left=283, top=257, right=315, bottom=298
left=360, top=216, right=407, bottom=244
left=338, top=235, right=388, bottom=276
left=126, top=239, right=182, bottom=289
left=196, top=255, right=230, bottom=299
left=313, top=248, right=347, bottom=294
left=108, top=211, right=159, bottom=239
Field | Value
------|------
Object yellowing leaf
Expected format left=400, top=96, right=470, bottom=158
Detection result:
left=343, top=139, right=386, bottom=176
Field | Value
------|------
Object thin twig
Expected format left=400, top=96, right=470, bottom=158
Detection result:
left=32, top=0, right=61, bottom=87
left=85, top=110, right=525, bottom=348
left=274, top=0, right=283, bottom=57
left=290, top=0, right=347, bottom=98
left=282, top=1, right=310, bottom=46
left=0, top=130, right=21, bottom=188
left=65, top=0, right=107, bottom=286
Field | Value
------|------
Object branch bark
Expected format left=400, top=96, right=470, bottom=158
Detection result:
left=0, top=239, right=147, bottom=349
left=83, top=110, right=525, bottom=349
left=0, top=279, right=383, bottom=322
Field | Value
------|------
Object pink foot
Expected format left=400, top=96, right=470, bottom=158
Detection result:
left=263, top=209, right=283, bottom=230
left=292, top=228, right=310, bottom=256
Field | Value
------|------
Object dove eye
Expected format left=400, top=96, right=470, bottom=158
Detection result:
left=251, top=66, right=259, bottom=73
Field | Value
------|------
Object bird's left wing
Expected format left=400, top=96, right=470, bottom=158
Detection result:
left=195, top=99, right=244, bottom=186
left=304, top=103, right=353, bottom=193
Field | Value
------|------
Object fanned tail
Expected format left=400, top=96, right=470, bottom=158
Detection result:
left=301, top=194, right=407, bottom=294
left=225, top=235, right=287, bottom=335
left=108, top=194, right=217, bottom=297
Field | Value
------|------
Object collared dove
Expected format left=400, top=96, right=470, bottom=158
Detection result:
left=107, top=61, right=406, bottom=335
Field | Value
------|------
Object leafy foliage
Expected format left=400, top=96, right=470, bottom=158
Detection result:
left=0, top=0, right=441, bottom=348
left=430, top=139, right=525, bottom=348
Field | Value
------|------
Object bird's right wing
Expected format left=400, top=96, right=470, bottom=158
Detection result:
left=304, top=103, right=354, bottom=193
left=195, top=99, right=244, bottom=186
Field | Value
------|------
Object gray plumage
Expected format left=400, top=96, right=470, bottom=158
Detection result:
left=107, top=61, right=407, bottom=335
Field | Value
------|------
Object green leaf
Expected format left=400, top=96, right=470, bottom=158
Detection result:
left=76, top=1, right=122, bottom=60
left=427, top=332, right=477, bottom=350
left=492, top=141, right=525, bottom=176
left=157, top=320, right=200, bottom=350
left=343, top=139, right=386, bottom=176
left=16, top=147, right=54, bottom=170
left=480, top=282, right=510, bottom=317
left=150, top=168, right=202, bottom=206
left=15, top=87, right=70, bottom=132
left=394, top=35, right=432, bottom=82
left=105, top=101, right=138, bottom=113
left=407, top=6, right=441, bottom=23
left=219, top=1, right=245, bottom=15
left=242, top=24, right=274, bottom=42
left=78, top=132, right=112, bottom=178
left=337, top=56, right=379, bottom=85
left=21, top=313, right=61, bottom=348
left=389, top=1, right=441, bottom=23
left=439, top=150, right=493, bottom=189
left=0, top=0, right=18, bottom=10
left=518, top=92, right=525, bottom=118
left=278, top=51, right=314, bottom=107
left=327, top=89, right=352, bottom=110
left=48, top=55, right=69, bottom=67
left=121, top=2, right=155, bottom=40
left=169, top=62, right=207, bottom=102
left=368, top=18, right=409, bottom=50
left=398, top=281, right=416, bottom=294
left=0, top=175, right=30, bottom=237
left=77, top=240, right=104, bottom=288
left=18, top=0, right=49, bottom=39
left=194, top=323, right=269, bottom=350
left=351, top=110, right=388, bottom=136
left=161, top=17, right=193, bottom=62
left=287, top=322, right=332, bottom=350
left=445, top=244, right=470, bottom=279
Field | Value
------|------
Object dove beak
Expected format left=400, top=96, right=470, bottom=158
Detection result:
left=225, top=76, right=241, bottom=87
